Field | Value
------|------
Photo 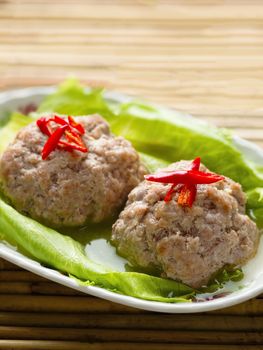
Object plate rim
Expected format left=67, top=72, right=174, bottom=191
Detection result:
left=0, top=86, right=262, bottom=313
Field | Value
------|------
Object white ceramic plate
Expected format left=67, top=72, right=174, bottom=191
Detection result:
left=0, top=86, right=262, bottom=313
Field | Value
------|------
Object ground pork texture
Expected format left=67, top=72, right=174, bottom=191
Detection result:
left=112, top=160, right=259, bottom=288
left=0, top=114, right=145, bottom=227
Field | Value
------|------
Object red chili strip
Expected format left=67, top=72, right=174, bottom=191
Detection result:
left=42, top=124, right=68, bottom=160
left=145, top=170, right=223, bottom=185
left=61, top=141, right=88, bottom=153
left=164, top=183, right=178, bottom=203
left=187, top=170, right=224, bottom=184
left=68, top=115, right=85, bottom=134
left=145, top=157, right=224, bottom=207
left=190, top=156, right=200, bottom=170
left=37, top=115, right=88, bottom=159
left=65, top=129, right=86, bottom=147
left=163, top=156, right=201, bottom=202
left=145, top=170, right=187, bottom=184
left=54, top=115, right=86, bottom=141
left=54, top=115, right=68, bottom=126
left=178, top=184, right=197, bottom=207
left=36, top=117, right=51, bottom=136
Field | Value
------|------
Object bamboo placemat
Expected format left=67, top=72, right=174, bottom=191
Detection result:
left=0, top=0, right=263, bottom=349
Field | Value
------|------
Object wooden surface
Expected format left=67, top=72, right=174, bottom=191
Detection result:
left=1, top=0, right=263, bottom=349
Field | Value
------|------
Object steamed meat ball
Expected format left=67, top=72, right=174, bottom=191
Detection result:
left=0, top=114, right=145, bottom=227
left=112, top=160, right=259, bottom=288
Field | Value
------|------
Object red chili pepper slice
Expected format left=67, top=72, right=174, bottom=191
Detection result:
left=57, top=142, right=74, bottom=152
left=68, top=116, right=85, bottom=134
left=61, top=141, right=88, bottom=153
left=178, top=184, right=197, bottom=207
left=37, top=117, right=51, bottom=136
left=145, top=169, right=223, bottom=185
left=54, top=115, right=86, bottom=141
left=37, top=115, right=88, bottom=159
left=187, top=170, right=224, bottom=184
left=54, top=115, right=68, bottom=126
left=145, top=170, right=189, bottom=184
left=190, top=156, right=200, bottom=170
left=65, top=129, right=86, bottom=147
left=145, top=157, right=224, bottom=207
left=42, top=124, right=68, bottom=160
left=164, top=183, right=176, bottom=203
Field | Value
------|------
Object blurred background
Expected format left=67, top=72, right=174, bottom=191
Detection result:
left=0, top=0, right=262, bottom=146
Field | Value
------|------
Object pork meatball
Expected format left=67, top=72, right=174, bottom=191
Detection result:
left=112, top=160, right=259, bottom=288
left=0, top=114, right=145, bottom=227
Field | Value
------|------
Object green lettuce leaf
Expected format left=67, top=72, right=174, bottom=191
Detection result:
left=200, top=266, right=244, bottom=293
left=0, top=199, right=192, bottom=302
left=38, top=78, right=114, bottom=119
left=246, top=188, right=263, bottom=227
